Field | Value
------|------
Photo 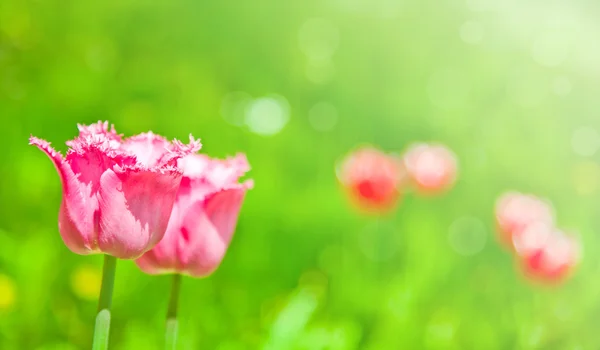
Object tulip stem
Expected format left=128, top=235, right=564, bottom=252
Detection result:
left=165, top=274, right=182, bottom=350
left=92, top=255, right=117, bottom=350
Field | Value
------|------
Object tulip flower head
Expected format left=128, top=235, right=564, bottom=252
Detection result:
left=337, top=147, right=402, bottom=214
left=30, top=122, right=201, bottom=259
left=495, top=192, right=554, bottom=249
left=495, top=191, right=580, bottom=284
left=403, top=143, right=457, bottom=194
left=515, top=223, right=580, bottom=283
left=135, top=153, right=253, bottom=277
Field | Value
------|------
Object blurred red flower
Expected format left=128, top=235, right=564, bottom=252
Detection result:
left=338, top=147, right=402, bottom=214
left=495, top=191, right=581, bottom=284
left=515, top=223, right=580, bottom=284
left=402, top=143, right=457, bottom=194
left=495, top=192, right=554, bottom=250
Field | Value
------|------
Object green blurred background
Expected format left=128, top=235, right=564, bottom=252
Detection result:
left=2, top=0, right=600, bottom=349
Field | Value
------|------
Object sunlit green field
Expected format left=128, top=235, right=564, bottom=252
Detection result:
left=2, top=0, right=600, bottom=349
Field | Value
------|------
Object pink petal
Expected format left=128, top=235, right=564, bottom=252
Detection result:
left=178, top=153, right=252, bottom=203
left=123, top=133, right=202, bottom=168
left=96, top=168, right=183, bottom=259
left=30, top=136, right=99, bottom=254
left=29, top=136, right=65, bottom=179
left=66, top=121, right=124, bottom=152
left=76, top=121, right=122, bottom=142
left=158, top=135, right=203, bottom=169
left=135, top=247, right=175, bottom=275
left=521, top=229, right=580, bottom=283
left=205, top=154, right=251, bottom=188
left=182, top=153, right=249, bottom=182
left=135, top=201, right=186, bottom=274
left=135, top=188, right=196, bottom=274
left=135, top=151, right=251, bottom=275
left=58, top=200, right=95, bottom=254
left=178, top=187, right=248, bottom=277
left=403, top=143, right=457, bottom=193
left=122, top=132, right=172, bottom=167
left=495, top=192, right=554, bottom=248
left=171, top=135, right=203, bottom=156
left=135, top=182, right=252, bottom=275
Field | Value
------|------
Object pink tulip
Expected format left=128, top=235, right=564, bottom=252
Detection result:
left=135, top=153, right=253, bottom=277
left=337, top=147, right=402, bottom=214
left=30, top=121, right=201, bottom=259
left=514, top=223, right=580, bottom=283
left=402, top=143, right=457, bottom=194
left=495, top=192, right=554, bottom=249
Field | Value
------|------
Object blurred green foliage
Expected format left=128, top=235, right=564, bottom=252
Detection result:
left=2, top=0, right=600, bottom=349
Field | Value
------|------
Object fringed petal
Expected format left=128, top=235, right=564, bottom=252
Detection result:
left=121, top=131, right=172, bottom=167
left=76, top=121, right=122, bottom=142
left=158, top=134, right=202, bottom=168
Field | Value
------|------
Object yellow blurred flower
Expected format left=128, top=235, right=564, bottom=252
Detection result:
left=70, top=265, right=101, bottom=301
left=0, top=274, right=16, bottom=310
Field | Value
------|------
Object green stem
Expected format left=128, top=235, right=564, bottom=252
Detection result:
left=92, top=255, right=117, bottom=350
left=165, top=274, right=182, bottom=350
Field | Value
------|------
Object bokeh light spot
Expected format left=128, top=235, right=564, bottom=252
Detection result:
left=448, top=216, right=487, bottom=256
left=308, top=101, right=338, bottom=131
left=245, top=95, right=290, bottom=136
left=571, top=126, right=600, bottom=157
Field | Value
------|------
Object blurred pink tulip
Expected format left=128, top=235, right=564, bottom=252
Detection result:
left=495, top=192, right=554, bottom=249
left=403, top=143, right=457, bottom=194
left=495, top=192, right=580, bottom=284
left=516, top=224, right=580, bottom=283
left=30, top=121, right=201, bottom=259
left=135, top=154, right=253, bottom=277
left=338, top=147, right=402, bottom=214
